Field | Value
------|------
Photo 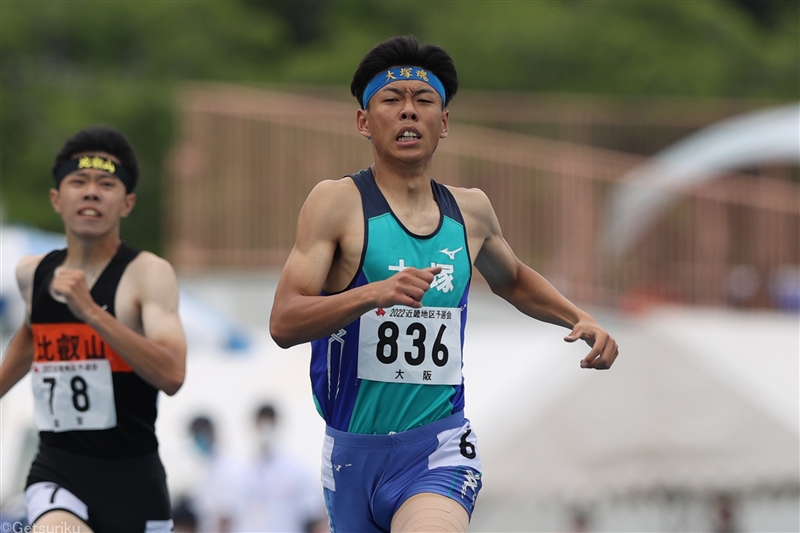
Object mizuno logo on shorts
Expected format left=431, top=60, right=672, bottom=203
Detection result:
left=461, top=468, right=480, bottom=504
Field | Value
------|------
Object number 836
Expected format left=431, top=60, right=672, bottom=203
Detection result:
left=376, top=321, right=449, bottom=367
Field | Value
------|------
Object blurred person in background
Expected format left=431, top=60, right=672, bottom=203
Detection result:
left=563, top=507, right=591, bottom=533
left=235, top=403, right=328, bottom=533
left=186, top=415, right=241, bottom=533
left=712, top=494, right=738, bottom=533
left=270, top=35, right=618, bottom=533
left=0, top=126, right=186, bottom=532
left=171, top=495, right=198, bottom=533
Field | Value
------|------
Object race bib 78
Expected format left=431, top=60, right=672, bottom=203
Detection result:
left=31, top=323, right=123, bottom=432
left=32, top=359, right=116, bottom=432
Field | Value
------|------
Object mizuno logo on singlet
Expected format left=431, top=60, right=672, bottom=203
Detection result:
left=439, top=247, right=463, bottom=260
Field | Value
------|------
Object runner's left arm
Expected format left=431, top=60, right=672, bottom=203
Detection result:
left=51, top=253, right=187, bottom=394
left=460, top=188, right=618, bottom=370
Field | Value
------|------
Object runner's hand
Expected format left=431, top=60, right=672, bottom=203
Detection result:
left=51, top=268, right=104, bottom=323
left=564, top=319, right=619, bottom=370
left=375, top=266, right=442, bottom=309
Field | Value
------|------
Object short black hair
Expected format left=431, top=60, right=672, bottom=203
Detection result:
left=255, top=403, right=277, bottom=422
left=189, top=415, right=214, bottom=434
left=351, top=35, right=458, bottom=109
left=52, top=126, right=139, bottom=192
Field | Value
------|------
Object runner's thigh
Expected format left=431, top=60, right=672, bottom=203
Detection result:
left=391, top=492, right=469, bottom=533
left=35, top=510, right=94, bottom=532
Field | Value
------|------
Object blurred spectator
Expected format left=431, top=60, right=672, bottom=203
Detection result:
left=186, top=415, right=242, bottom=533
left=172, top=496, right=198, bottom=533
left=564, top=506, right=591, bottom=533
left=769, top=265, right=800, bottom=311
left=725, top=264, right=760, bottom=307
left=712, top=494, right=738, bottom=533
left=234, top=404, right=328, bottom=533
left=306, top=516, right=332, bottom=533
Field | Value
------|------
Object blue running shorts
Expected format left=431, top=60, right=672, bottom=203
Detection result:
left=321, top=411, right=482, bottom=533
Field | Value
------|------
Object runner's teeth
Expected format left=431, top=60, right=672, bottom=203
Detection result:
left=81, top=209, right=100, bottom=216
left=398, top=132, right=419, bottom=140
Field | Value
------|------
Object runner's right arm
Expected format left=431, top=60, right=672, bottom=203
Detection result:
left=0, top=324, right=34, bottom=398
left=51, top=253, right=187, bottom=395
left=270, top=179, right=440, bottom=349
left=0, top=255, right=42, bottom=398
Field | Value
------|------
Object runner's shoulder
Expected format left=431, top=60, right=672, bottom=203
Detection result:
left=308, top=176, right=360, bottom=205
left=444, top=185, right=494, bottom=219
left=125, top=251, right=179, bottom=289
left=15, top=254, right=46, bottom=293
left=302, top=177, right=362, bottom=224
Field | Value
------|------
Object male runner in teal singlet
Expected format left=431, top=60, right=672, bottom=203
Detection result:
left=0, top=126, right=187, bottom=532
left=270, top=36, right=619, bottom=533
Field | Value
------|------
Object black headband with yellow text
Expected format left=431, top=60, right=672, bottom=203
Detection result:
left=55, top=155, right=133, bottom=192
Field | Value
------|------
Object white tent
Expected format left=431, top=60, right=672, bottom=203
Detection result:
left=463, top=296, right=799, bottom=532
left=603, top=103, right=800, bottom=256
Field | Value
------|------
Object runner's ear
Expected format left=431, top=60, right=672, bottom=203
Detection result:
left=439, top=110, right=449, bottom=139
left=356, top=109, right=372, bottom=140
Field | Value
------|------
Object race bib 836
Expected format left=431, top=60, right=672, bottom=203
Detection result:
left=357, top=306, right=462, bottom=385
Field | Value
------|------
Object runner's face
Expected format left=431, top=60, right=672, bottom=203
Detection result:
left=50, top=151, right=136, bottom=239
left=357, top=80, right=449, bottom=164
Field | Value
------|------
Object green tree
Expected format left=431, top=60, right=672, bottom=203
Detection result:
left=2, top=0, right=797, bottom=253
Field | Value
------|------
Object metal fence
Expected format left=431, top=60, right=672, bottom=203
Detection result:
left=165, top=83, right=799, bottom=310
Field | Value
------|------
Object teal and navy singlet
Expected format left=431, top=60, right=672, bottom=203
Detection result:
left=310, top=168, right=472, bottom=435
